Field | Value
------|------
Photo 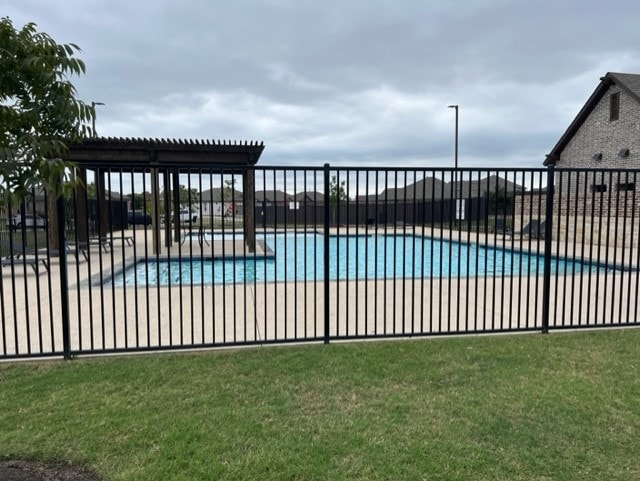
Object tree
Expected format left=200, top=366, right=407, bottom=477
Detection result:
left=488, top=187, right=513, bottom=215
left=84, top=181, right=96, bottom=198
left=219, top=178, right=237, bottom=217
left=131, top=191, right=152, bottom=211
left=221, top=178, right=236, bottom=202
left=178, top=184, right=199, bottom=207
left=328, top=175, right=348, bottom=225
left=0, top=17, right=94, bottom=206
left=328, top=175, right=348, bottom=206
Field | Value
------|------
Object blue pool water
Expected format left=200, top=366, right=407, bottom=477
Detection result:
left=111, top=233, right=611, bottom=287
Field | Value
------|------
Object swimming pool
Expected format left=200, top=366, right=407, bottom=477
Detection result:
left=111, top=233, right=612, bottom=287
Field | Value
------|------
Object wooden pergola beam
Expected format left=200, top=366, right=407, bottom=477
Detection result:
left=66, top=137, right=264, bottom=254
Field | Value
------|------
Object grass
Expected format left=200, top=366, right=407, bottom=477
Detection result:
left=1, top=330, right=640, bottom=480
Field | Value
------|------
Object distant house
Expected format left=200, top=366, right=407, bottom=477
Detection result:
left=2, top=187, right=129, bottom=232
left=294, top=191, right=324, bottom=203
left=200, top=187, right=243, bottom=218
left=255, top=190, right=292, bottom=207
left=356, top=177, right=444, bottom=203
left=290, top=191, right=324, bottom=211
left=453, top=175, right=523, bottom=198
left=356, top=175, right=520, bottom=202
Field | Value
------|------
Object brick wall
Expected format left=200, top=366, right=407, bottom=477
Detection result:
left=523, top=83, right=640, bottom=247
left=557, top=84, right=640, bottom=170
left=514, top=175, right=640, bottom=248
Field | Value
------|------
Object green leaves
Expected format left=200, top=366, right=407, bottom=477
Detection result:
left=328, top=175, right=348, bottom=206
left=0, top=16, right=93, bottom=206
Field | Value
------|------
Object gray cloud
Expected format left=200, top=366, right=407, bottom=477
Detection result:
left=3, top=0, right=640, bottom=168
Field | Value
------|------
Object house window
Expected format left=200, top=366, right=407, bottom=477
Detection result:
left=591, top=184, right=607, bottom=193
left=610, top=92, right=620, bottom=121
left=617, top=182, right=635, bottom=192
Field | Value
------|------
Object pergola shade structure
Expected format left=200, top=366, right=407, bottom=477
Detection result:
left=64, top=137, right=264, bottom=253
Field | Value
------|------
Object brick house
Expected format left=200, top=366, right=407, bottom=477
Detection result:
left=541, top=72, right=640, bottom=246
left=544, top=72, right=640, bottom=169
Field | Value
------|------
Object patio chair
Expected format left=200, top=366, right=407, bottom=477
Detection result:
left=181, top=228, right=210, bottom=247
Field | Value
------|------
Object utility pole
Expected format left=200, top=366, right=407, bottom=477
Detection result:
left=91, top=101, right=105, bottom=137
left=448, top=104, right=459, bottom=219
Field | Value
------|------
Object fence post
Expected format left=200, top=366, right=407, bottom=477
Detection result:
left=56, top=194, right=72, bottom=359
left=541, top=165, right=555, bottom=333
left=323, top=163, right=331, bottom=344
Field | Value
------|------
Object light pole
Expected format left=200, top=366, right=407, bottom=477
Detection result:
left=448, top=104, right=459, bottom=219
left=91, top=101, right=105, bottom=137
left=447, top=104, right=458, bottom=171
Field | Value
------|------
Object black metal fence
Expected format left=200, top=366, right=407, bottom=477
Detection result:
left=1, top=165, right=639, bottom=359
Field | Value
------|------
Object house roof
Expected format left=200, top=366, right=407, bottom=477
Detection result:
left=544, top=72, right=640, bottom=165
left=294, top=191, right=325, bottom=202
left=402, top=177, right=446, bottom=199
left=255, top=190, right=292, bottom=202
left=452, top=175, right=523, bottom=197
left=200, top=187, right=244, bottom=202
left=356, top=175, right=519, bottom=201
left=357, top=177, right=446, bottom=201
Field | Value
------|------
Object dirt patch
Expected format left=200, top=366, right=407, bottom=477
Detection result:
left=0, top=461, right=102, bottom=481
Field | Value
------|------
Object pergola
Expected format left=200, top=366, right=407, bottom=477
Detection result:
left=64, top=137, right=264, bottom=253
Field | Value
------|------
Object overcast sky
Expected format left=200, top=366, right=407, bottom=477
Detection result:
left=4, top=0, right=640, bottom=169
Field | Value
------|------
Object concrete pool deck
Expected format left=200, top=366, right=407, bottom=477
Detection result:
left=2, top=226, right=639, bottom=357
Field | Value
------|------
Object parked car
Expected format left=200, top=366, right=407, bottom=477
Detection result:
left=128, top=210, right=152, bottom=226
left=6, top=214, right=47, bottom=230
left=159, top=210, right=198, bottom=224
left=174, top=209, right=198, bottom=223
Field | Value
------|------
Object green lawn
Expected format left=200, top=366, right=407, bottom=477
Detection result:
left=1, top=330, right=639, bottom=480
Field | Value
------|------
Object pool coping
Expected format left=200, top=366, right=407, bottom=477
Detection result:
left=92, top=230, right=636, bottom=288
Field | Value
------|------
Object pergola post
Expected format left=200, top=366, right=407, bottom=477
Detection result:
left=150, top=168, right=161, bottom=255
left=243, top=168, right=256, bottom=253
left=172, top=171, right=181, bottom=243
left=163, top=170, right=172, bottom=248
left=75, top=167, right=88, bottom=244
left=96, top=169, right=108, bottom=239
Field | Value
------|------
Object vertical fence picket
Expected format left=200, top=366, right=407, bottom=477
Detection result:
left=56, top=194, right=71, bottom=359
left=541, top=165, right=555, bottom=333
left=323, top=163, right=331, bottom=344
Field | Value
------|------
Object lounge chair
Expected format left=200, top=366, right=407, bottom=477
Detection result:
left=0, top=239, right=86, bottom=270
left=99, top=235, right=134, bottom=247
left=514, top=219, right=547, bottom=240
left=0, top=240, right=49, bottom=274
left=67, top=236, right=116, bottom=256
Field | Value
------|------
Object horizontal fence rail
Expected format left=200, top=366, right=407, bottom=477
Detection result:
left=1, top=165, right=640, bottom=359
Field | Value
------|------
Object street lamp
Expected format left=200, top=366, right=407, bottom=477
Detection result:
left=448, top=104, right=460, bottom=222
left=447, top=105, right=458, bottom=171
left=91, top=101, right=105, bottom=137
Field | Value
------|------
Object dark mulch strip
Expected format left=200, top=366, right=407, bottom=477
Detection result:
left=0, top=461, right=102, bottom=481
